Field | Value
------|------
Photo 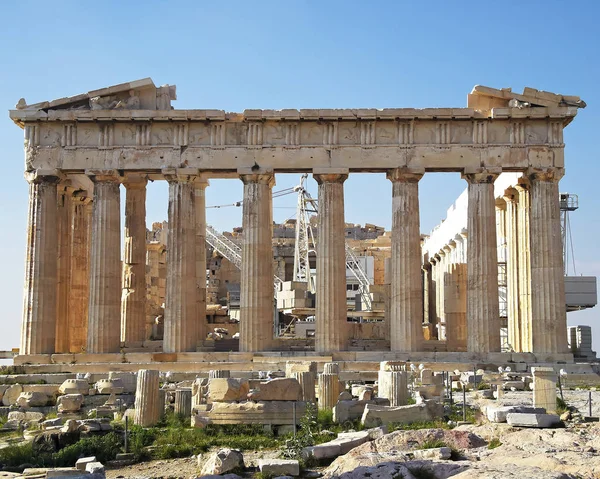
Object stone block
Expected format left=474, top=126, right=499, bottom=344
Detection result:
left=486, top=405, right=546, bottom=423
left=258, top=459, right=299, bottom=477
left=95, top=378, right=125, bottom=395
left=2, top=384, right=23, bottom=406
left=16, top=391, right=50, bottom=408
left=8, top=411, right=44, bottom=423
left=333, top=400, right=370, bottom=424
left=361, top=400, right=443, bottom=428
left=207, top=401, right=306, bottom=425
left=199, top=448, right=244, bottom=476
left=412, top=447, right=452, bottom=460
left=208, top=378, right=250, bottom=402
left=247, top=378, right=302, bottom=401
left=75, top=457, right=97, bottom=471
left=85, top=462, right=105, bottom=474
left=302, top=430, right=370, bottom=460
left=506, top=413, right=561, bottom=428
left=57, top=394, right=84, bottom=413
left=59, top=379, right=89, bottom=395
left=108, top=372, right=137, bottom=393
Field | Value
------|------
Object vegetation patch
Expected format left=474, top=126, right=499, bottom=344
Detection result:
left=488, top=437, right=502, bottom=449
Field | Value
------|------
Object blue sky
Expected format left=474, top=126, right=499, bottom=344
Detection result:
left=0, top=0, right=598, bottom=352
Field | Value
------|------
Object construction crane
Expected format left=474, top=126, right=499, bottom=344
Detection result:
left=292, top=174, right=373, bottom=311
left=559, top=192, right=579, bottom=276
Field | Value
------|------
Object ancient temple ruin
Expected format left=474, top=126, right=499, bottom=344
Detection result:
left=9, top=78, right=587, bottom=370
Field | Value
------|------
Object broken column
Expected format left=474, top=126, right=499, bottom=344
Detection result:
left=163, top=169, right=198, bottom=353
left=209, top=370, right=231, bottom=379
left=528, top=168, right=569, bottom=354
left=121, top=174, right=148, bottom=344
left=462, top=168, right=501, bottom=353
left=134, top=370, right=161, bottom=427
left=21, top=171, right=61, bottom=354
left=293, top=371, right=317, bottom=402
left=174, top=389, right=192, bottom=418
left=314, top=172, right=349, bottom=353
left=318, top=362, right=342, bottom=410
left=387, top=168, right=424, bottom=352
left=532, top=367, right=557, bottom=414
left=239, top=172, right=275, bottom=352
left=86, top=169, right=122, bottom=353
left=378, top=362, right=408, bottom=407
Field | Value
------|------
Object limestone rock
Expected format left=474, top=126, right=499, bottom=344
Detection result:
left=59, top=379, right=90, bottom=395
left=198, top=475, right=242, bottom=479
left=207, top=400, right=306, bottom=426
left=95, top=378, right=125, bottom=394
left=303, top=431, right=373, bottom=461
left=108, top=371, right=137, bottom=393
left=486, top=405, right=545, bottom=423
left=258, top=459, right=299, bottom=477
left=61, top=419, right=82, bottom=433
left=412, top=447, right=452, bottom=460
left=2, top=384, right=23, bottom=406
left=451, top=464, right=579, bottom=478
left=361, top=400, right=443, bottom=428
left=57, top=394, right=84, bottom=413
left=76, top=457, right=97, bottom=471
left=8, top=411, right=44, bottom=423
left=16, top=391, right=50, bottom=408
left=333, top=400, right=370, bottom=424
left=247, top=378, right=302, bottom=401
left=208, top=378, right=250, bottom=402
left=338, top=391, right=353, bottom=402
left=506, top=413, right=561, bottom=428
left=199, top=448, right=244, bottom=476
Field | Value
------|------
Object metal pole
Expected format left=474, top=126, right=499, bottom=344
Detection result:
left=124, top=416, right=129, bottom=453
left=450, top=378, right=453, bottom=405
left=589, top=391, right=592, bottom=418
left=473, top=366, right=477, bottom=389
left=292, top=402, right=297, bottom=437
left=462, top=384, right=466, bottom=422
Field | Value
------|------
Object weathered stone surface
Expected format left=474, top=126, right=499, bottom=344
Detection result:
left=174, top=389, right=192, bottom=417
left=304, top=431, right=372, bottom=461
left=75, top=457, right=97, bottom=472
left=8, top=411, right=44, bottom=423
left=292, top=371, right=316, bottom=402
left=412, top=447, right=452, bottom=460
left=16, top=391, right=50, bottom=408
left=57, top=394, right=84, bottom=413
left=486, top=405, right=545, bottom=423
left=258, top=459, right=299, bottom=477
left=506, top=413, right=561, bottom=428
left=333, top=400, right=370, bottom=424
left=207, top=401, right=306, bottom=425
left=134, top=370, right=161, bottom=427
left=247, top=378, right=302, bottom=401
left=338, top=391, right=353, bottom=402
left=285, top=361, right=317, bottom=376
left=108, top=372, right=137, bottom=394
left=361, top=401, right=443, bottom=428
left=95, top=378, right=125, bottom=395
left=2, top=384, right=23, bottom=406
left=319, top=373, right=342, bottom=410
left=199, top=448, right=244, bottom=476
left=208, top=378, right=250, bottom=402
left=59, top=379, right=89, bottom=395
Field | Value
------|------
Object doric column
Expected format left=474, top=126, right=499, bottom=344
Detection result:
left=503, top=188, right=521, bottom=352
left=462, top=168, right=501, bottom=353
left=428, top=257, right=438, bottom=335
left=528, top=167, right=569, bottom=353
left=121, top=174, right=148, bottom=344
left=314, top=172, right=348, bottom=353
left=515, top=180, right=533, bottom=351
left=194, top=178, right=209, bottom=344
left=21, top=170, right=61, bottom=355
left=386, top=168, right=424, bottom=352
left=239, top=172, right=274, bottom=352
left=68, top=195, right=92, bottom=352
left=86, top=170, right=122, bottom=353
left=55, top=184, right=74, bottom=353
left=436, top=250, right=446, bottom=340
left=163, top=169, right=198, bottom=353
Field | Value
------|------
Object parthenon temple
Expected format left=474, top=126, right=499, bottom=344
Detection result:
left=9, top=78, right=589, bottom=371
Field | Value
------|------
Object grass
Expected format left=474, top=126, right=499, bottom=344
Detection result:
left=388, top=420, right=451, bottom=432
left=488, top=438, right=502, bottom=449
left=557, top=397, right=569, bottom=414
left=417, top=439, right=448, bottom=450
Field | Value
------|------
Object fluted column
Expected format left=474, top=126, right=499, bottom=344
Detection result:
left=87, top=170, right=122, bottom=353
left=386, top=168, right=424, bottom=352
left=68, top=196, right=92, bottom=352
left=314, top=172, right=348, bottom=353
left=21, top=171, right=61, bottom=355
left=134, top=369, right=161, bottom=427
left=194, top=178, right=209, bottom=344
left=503, top=188, right=521, bottom=352
left=528, top=167, right=569, bottom=353
left=55, top=185, right=73, bottom=353
left=163, top=169, right=198, bottom=353
left=121, top=175, right=148, bottom=344
left=462, top=168, right=501, bottom=353
left=515, top=181, right=533, bottom=351
left=239, top=172, right=274, bottom=352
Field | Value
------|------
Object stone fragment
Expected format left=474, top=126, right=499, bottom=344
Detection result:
left=378, top=370, right=408, bottom=406
left=207, top=400, right=305, bottom=425
left=285, top=361, right=317, bottom=377
left=16, top=391, right=50, bottom=408
left=506, top=413, right=561, bottom=428
left=338, top=391, right=353, bottom=402
left=61, top=419, right=81, bottom=433
left=361, top=401, right=443, bottom=428
left=486, top=405, right=546, bottom=423
left=208, top=370, right=231, bottom=379
left=174, top=389, right=192, bottom=417
left=57, top=394, right=84, bottom=413
left=412, top=447, right=452, bottom=460
left=108, top=371, right=137, bottom=393
left=43, top=418, right=63, bottom=429
left=208, top=378, right=250, bottom=402
left=258, top=459, right=299, bottom=477
left=8, top=411, right=44, bottom=423
left=192, top=414, right=211, bottom=428
left=199, top=448, right=244, bottom=476
left=2, top=384, right=23, bottom=406
left=358, top=389, right=373, bottom=401
left=85, top=462, right=105, bottom=474
left=95, top=378, right=125, bottom=394
left=303, top=430, right=371, bottom=460
left=247, top=378, right=302, bottom=401
left=333, top=400, right=370, bottom=424
left=59, top=379, right=89, bottom=395
left=75, top=457, right=97, bottom=471
left=292, top=371, right=316, bottom=402
left=319, top=373, right=342, bottom=410
left=532, top=367, right=557, bottom=414
left=502, top=380, right=525, bottom=391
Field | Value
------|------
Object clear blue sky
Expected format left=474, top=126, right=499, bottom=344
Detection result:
left=0, top=0, right=598, bottom=353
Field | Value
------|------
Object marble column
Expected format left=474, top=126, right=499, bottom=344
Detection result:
left=194, top=178, right=209, bottom=344
left=21, top=171, right=61, bottom=355
left=462, top=168, right=501, bottom=353
left=314, top=172, right=348, bottom=353
left=515, top=180, right=533, bottom=352
left=239, top=173, right=274, bottom=352
left=121, top=175, right=148, bottom=344
left=163, top=169, right=198, bottom=353
left=436, top=250, right=446, bottom=340
left=87, top=170, right=122, bottom=353
left=528, top=167, right=569, bottom=354
left=386, top=168, right=424, bottom=352
left=68, top=196, right=92, bottom=352
left=503, top=188, right=521, bottom=352
left=55, top=185, right=73, bottom=353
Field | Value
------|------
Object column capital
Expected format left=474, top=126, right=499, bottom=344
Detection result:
left=526, top=167, right=565, bottom=183
left=386, top=167, right=424, bottom=183
left=122, top=173, right=149, bottom=189
left=495, top=197, right=507, bottom=210
left=240, top=173, right=275, bottom=186
left=503, top=187, right=519, bottom=203
left=313, top=173, right=348, bottom=184
left=24, top=169, right=63, bottom=185
left=193, top=176, right=210, bottom=189
left=85, top=169, right=121, bottom=183
left=162, top=167, right=199, bottom=183
left=461, top=167, right=501, bottom=184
